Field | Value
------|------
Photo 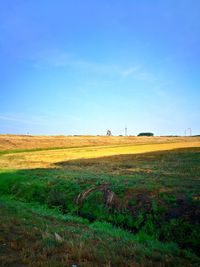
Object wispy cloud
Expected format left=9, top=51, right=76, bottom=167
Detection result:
left=0, top=115, right=32, bottom=124
left=32, top=49, right=120, bottom=74
left=31, top=49, right=158, bottom=83
left=0, top=114, right=53, bottom=126
left=136, top=71, right=157, bottom=82
left=120, top=66, right=140, bottom=77
left=0, top=113, right=82, bottom=127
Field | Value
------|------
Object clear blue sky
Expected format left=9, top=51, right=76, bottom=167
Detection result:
left=0, top=0, right=199, bottom=136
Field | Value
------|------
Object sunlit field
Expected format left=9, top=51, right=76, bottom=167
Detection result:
left=0, top=135, right=200, bottom=169
left=0, top=135, right=200, bottom=266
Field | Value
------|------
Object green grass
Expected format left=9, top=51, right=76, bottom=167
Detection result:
left=0, top=144, right=104, bottom=156
left=0, top=195, right=199, bottom=267
left=0, top=148, right=200, bottom=266
left=0, top=142, right=159, bottom=156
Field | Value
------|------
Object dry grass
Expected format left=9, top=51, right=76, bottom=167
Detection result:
left=0, top=134, right=200, bottom=150
left=0, top=139, right=200, bottom=169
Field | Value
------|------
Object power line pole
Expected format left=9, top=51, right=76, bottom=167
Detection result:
left=185, top=128, right=192, bottom=136
left=184, top=129, right=186, bottom=136
left=188, top=128, right=192, bottom=136
left=125, top=126, right=127, bottom=136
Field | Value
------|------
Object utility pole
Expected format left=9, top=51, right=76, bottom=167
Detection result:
left=188, top=128, right=192, bottom=136
left=125, top=126, right=127, bottom=136
left=184, top=129, right=186, bottom=136
left=185, top=128, right=192, bottom=136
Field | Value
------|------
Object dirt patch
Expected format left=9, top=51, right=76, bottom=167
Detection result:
left=165, top=197, right=200, bottom=223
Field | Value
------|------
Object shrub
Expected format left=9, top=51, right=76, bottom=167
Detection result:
left=138, top=132, right=154, bottom=136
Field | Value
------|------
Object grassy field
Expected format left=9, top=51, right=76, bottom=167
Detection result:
left=1, top=134, right=200, bottom=151
left=0, top=135, right=200, bottom=266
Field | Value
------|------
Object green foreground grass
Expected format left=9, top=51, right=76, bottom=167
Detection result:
left=0, top=196, right=198, bottom=267
left=0, top=148, right=200, bottom=266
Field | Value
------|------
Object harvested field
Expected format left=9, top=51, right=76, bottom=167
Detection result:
left=0, top=134, right=199, bottom=151
left=0, top=135, right=200, bottom=169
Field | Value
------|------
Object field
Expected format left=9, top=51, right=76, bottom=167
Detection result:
left=0, top=135, right=200, bottom=266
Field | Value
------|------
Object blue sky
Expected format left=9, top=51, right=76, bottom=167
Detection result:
left=0, top=0, right=199, bottom=135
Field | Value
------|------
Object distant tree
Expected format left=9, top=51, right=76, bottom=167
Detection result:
left=106, top=130, right=112, bottom=136
left=137, top=132, right=154, bottom=136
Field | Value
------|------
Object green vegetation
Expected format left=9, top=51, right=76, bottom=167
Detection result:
left=0, top=196, right=198, bottom=267
left=0, top=144, right=101, bottom=156
left=0, top=148, right=200, bottom=266
left=138, top=132, right=154, bottom=136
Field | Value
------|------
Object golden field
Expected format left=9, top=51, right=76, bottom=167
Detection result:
left=0, top=135, right=200, bottom=169
left=1, top=134, right=200, bottom=150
